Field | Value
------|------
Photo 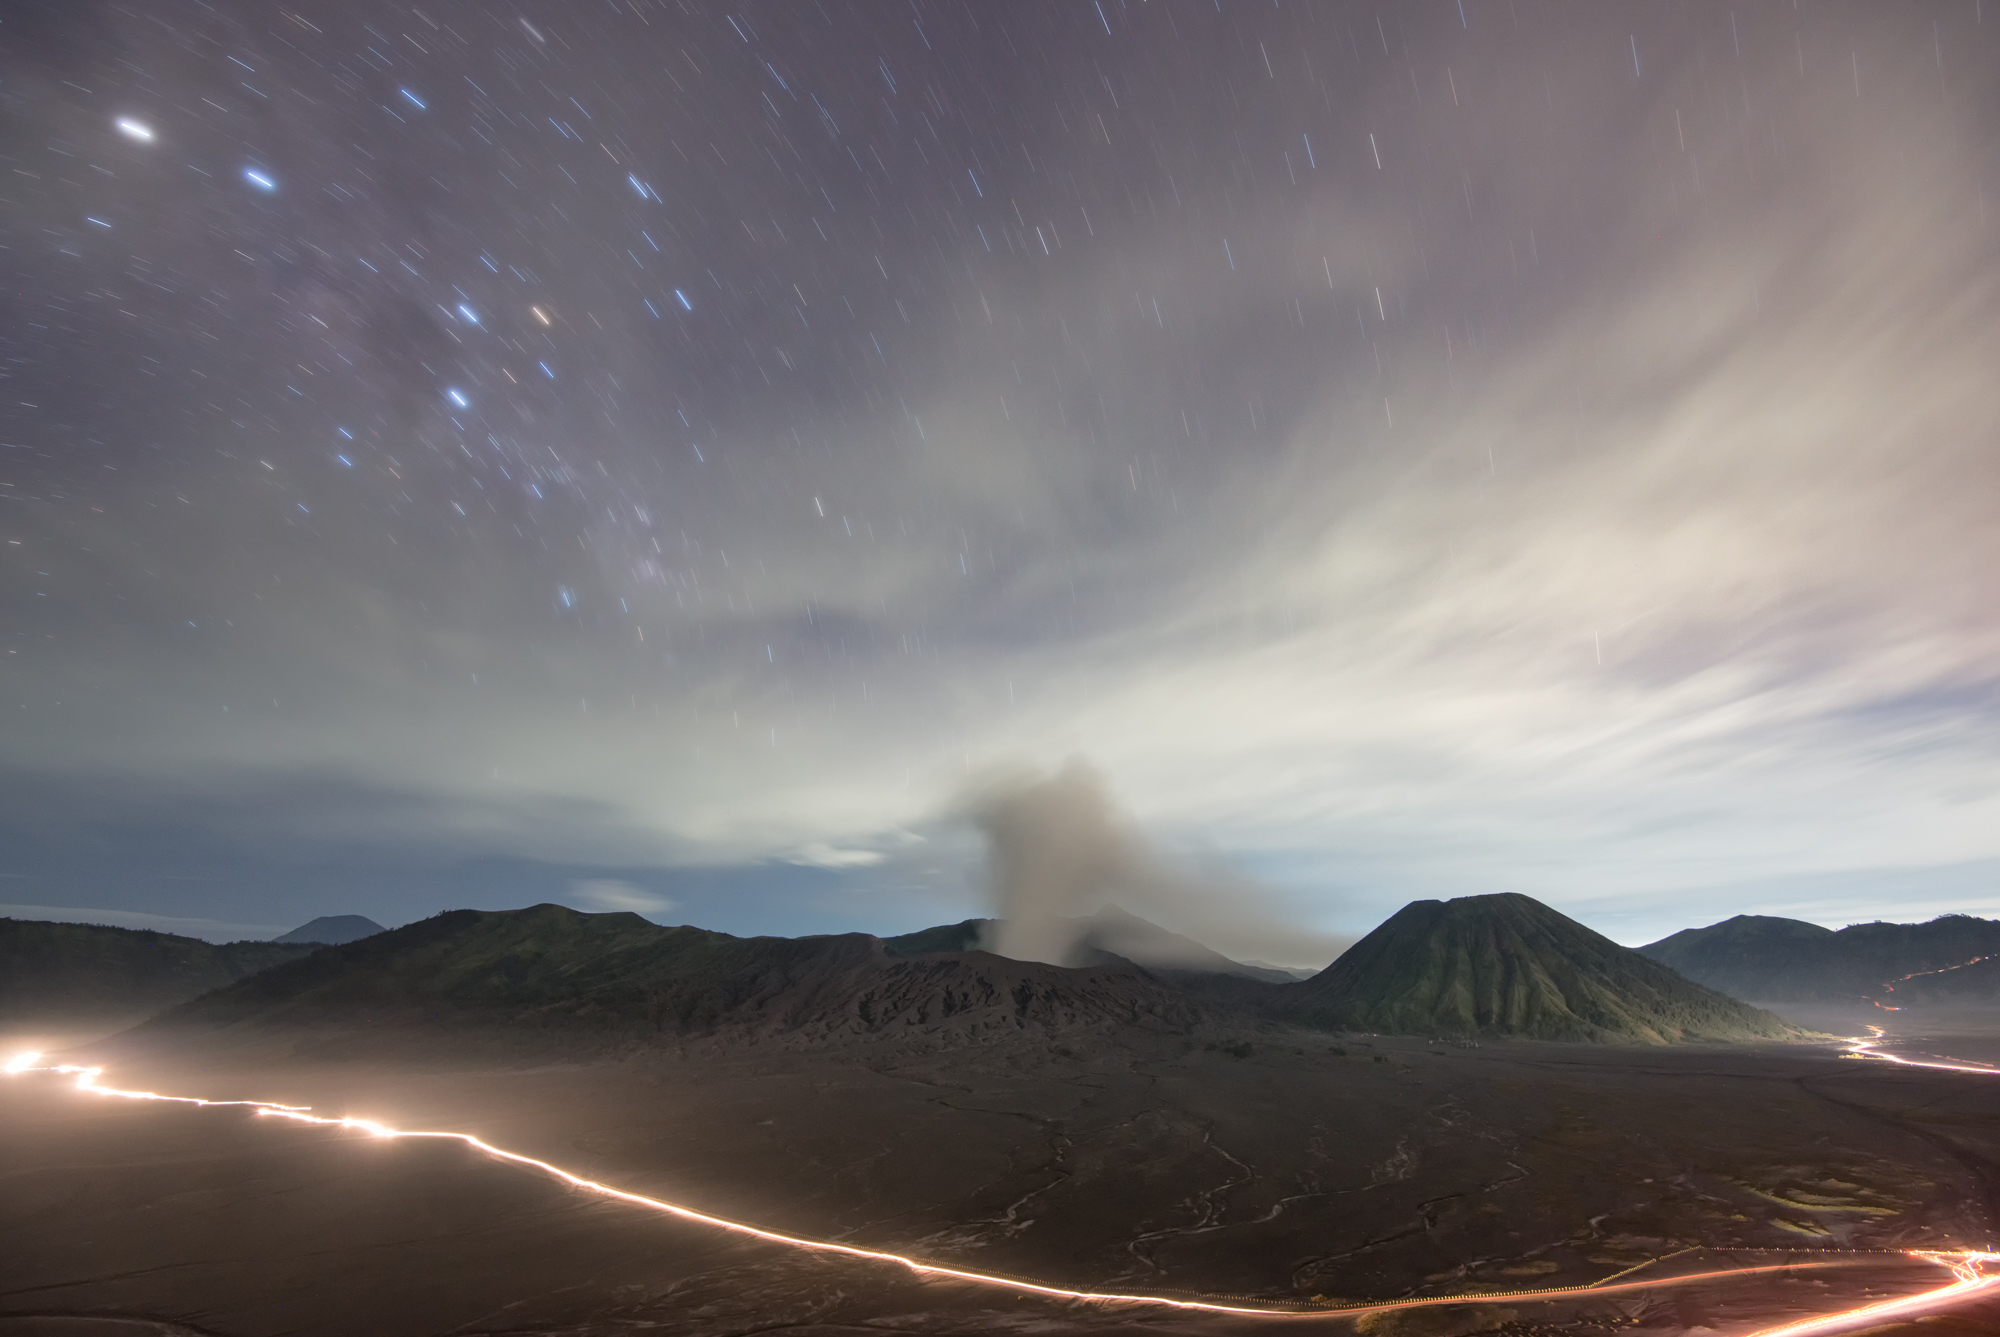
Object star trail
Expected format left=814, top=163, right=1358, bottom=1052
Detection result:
left=1, top=2, right=1996, bottom=946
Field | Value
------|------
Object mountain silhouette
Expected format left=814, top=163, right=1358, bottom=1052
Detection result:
left=886, top=908, right=1300, bottom=981
left=0, top=918, right=318, bottom=1023
left=272, top=914, right=386, bottom=945
left=1280, top=893, right=1795, bottom=1043
left=1639, top=913, right=2000, bottom=1003
left=152, top=904, right=1206, bottom=1042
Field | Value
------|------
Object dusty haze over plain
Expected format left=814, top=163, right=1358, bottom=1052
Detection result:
left=2, top=1, right=1997, bottom=944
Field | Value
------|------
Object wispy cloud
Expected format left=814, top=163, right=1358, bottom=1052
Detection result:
left=5, top=5, right=1996, bottom=945
left=567, top=880, right=677, bottom=917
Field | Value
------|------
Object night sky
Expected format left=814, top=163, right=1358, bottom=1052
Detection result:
left=3, top=1, right=1997, bottom=956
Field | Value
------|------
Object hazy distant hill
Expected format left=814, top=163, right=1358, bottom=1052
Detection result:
left=883, top=917, right=986, bottom=955
left=152, top=904, right=1207, bottom=1041
left=1072, top=907, right=1308, bottom=983
left=272, top=914, right=385, bottom=945
left=885, top=908, right=1302, bottom=982
left=1638, top=913, right=2000, bottom=1003
left=1280, top=893, right=1796, bottom=1043
left=0, top=918, right=319, bottom=1022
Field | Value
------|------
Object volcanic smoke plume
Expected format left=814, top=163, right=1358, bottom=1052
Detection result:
left=966, top=760, right=1348, bottom=972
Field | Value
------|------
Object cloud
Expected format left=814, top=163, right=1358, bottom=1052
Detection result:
left=788, top=844, right=888, bottom=869
left=965, top=760, right=1140, bottom=965
left=897, top=11, right=2000, bottom=935
left=567, top=880, right=677, bottom=916
left=6, top=4, right=1998, bottom=947
left=963, top=759, right=1350, bottom=971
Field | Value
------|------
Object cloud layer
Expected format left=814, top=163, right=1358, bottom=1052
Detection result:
left=3, top=3, right=1996, bottom=943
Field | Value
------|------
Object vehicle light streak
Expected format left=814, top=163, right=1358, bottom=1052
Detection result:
left=6, top=1051, right=1996, bottom=1330
left=1743, top=1251, right=2000, bottom=1337
left=1880, top=954, right=1996, bottom=991
left=1842, top=1028, right=2000, bottom=1076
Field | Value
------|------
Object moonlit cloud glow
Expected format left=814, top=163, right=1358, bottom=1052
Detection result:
left=4, top=2, right=1997, bottom=943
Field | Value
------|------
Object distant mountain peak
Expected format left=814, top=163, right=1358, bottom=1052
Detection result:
left=272, top=915, right=385, bottom=945
left=1639, top=911, right=2000, bottom=1004
left=1663, top=914, right=1835, bottom=941
left=884, top=907, right=1298, bottom=982
left=1071, top=906, right=1303, bottom=983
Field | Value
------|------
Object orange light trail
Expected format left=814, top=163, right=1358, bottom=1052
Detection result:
left=1842, top=1027, right=2000, bottom=1076
left=4, top=1048, right=1995, bottom=1332
left=1876, top=954, right=1997, bottom=994
left=1742, top=1251, right=2000, bottom=1337
left=1740, top=1030, right=2000, bottom=1335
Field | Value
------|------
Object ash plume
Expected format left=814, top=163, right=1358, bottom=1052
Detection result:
left=964, top=759, right=1349, bottom=972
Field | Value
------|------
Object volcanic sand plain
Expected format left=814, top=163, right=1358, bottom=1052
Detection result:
left=6, top=1011, right=2000, bottom=1336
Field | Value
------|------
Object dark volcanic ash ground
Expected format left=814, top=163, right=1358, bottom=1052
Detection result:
left=7, top=1012, right=2000, bottom=1336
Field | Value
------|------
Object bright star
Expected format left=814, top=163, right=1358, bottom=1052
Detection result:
left=115, top=118, right=155, bottom=142
left=446, top=388, right=470, bottom=409
left=243, top=168, right=276, bottom=191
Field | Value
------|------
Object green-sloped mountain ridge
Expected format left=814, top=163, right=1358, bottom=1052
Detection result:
left=1279, top=893, right=1797, bottom=1043
left=1639, top=913, right=2000, bottom=1003
left=152, top=903, right=1208, bottom=1041
left=48, top=896, right=1828, bottom=1047
left=0, top=917, right=320, bottom=1022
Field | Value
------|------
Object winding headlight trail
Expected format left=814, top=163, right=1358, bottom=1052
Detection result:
left=1843, top=1026, right=2000, bottom=1076
left=7, top=1034, right=1995, bottom=1335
